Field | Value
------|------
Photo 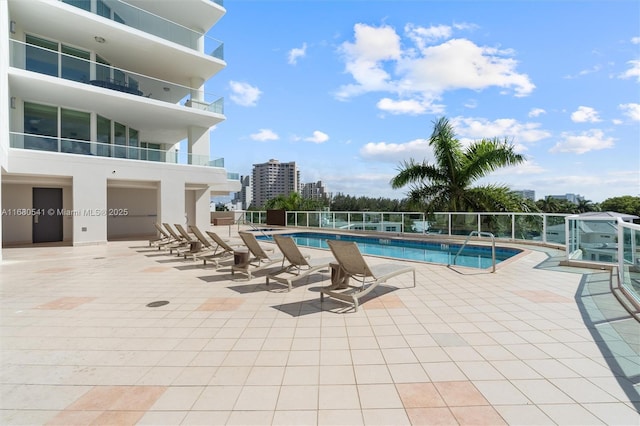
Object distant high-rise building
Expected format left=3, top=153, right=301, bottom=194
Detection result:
left=251, top=159, right=300, bottom=208
left=513, top=189, right=536, bottom=201
left=231, top=175, right=252, bottom=210
left=549, top=193, right=584, bottom=204
left=301, top=181, right=331, bottom=202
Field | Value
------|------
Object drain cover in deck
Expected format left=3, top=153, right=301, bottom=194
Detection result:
left=146, top=300, right=169, bottom=308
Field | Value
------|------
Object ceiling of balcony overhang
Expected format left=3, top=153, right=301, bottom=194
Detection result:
left=9, top=0, right=225, bottom=87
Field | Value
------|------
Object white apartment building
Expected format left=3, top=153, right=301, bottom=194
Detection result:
left=301, top=180, right=330, bottom=202
left=1, top=0, right=240, bottom=255
left=251, top=159, right=299, bottom=208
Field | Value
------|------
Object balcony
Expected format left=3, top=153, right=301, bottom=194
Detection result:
left=9, top=39, right=224, bottom=114
left=9, top=132, right=227, bottom=169
left=59, top=0, right=224, bottom=60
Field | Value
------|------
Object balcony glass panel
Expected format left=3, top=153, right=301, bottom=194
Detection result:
left=96, top=0, right=111, bottom=18
left=128, top=128, right=139, bottom=159
left=114, top=122, right=127, bottom=158
left=60, top=0, right=224, bottom=59
left=25, top=35, right=58, bottom=77
left=61, top=45, right=91, bottom=83
left=24, top=103, right=58, bottom=152
left=61, top=108, right=91, bottom=154
left=97, top=115, right=111, bottom=157
left=62, top=0, right=90, bottom=11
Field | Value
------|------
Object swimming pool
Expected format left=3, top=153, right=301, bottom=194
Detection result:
left=257, top=232, right=522, bottom=269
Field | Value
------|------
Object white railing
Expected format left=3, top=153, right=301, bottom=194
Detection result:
left=616, top=218, right=640, bottom=307
left=240, top=210, right=569, bottom=246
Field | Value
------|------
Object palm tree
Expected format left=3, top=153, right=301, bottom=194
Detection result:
left=390, top=117, right=526, bottom=212
left=536, top=196, right=561, bottom=213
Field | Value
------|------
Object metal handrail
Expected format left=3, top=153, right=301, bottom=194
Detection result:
left=449, top=231, right=496, bottom=273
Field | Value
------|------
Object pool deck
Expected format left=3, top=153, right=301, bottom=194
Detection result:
left=1, top=225, right=638, bottom=425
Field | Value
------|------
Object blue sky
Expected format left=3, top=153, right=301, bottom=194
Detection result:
left=206, top=0, right=639, bottom=204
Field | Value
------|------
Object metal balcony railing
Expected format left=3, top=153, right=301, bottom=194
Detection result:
left=9, top=39, right=224, bottom=114
left=60, top=0, right=224, bottom=60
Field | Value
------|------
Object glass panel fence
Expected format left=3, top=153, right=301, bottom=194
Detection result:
left=11, top=39, right=224, bottom=110
left=61, top=0, right=224, bottom=59
left=9, top=132, right=227, bottom=167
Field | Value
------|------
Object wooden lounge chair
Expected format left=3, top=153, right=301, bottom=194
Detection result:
left=231, top=231, right=284, bottom=280
left=321, top=240, right=416, bottom=312
left=266, top=235, right=334, bottom=291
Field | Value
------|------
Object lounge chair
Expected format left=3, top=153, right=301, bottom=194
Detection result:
left=149, top=222, right=172, bottom=247
left=161, top=223, right=191, bottom=253
left=266, top=235, right=335, bottom=291
left=321, top=240, right=416, bottom=312
left=172, top=223, right=203, bottom=256
left=198, top=230, right=243, bottom=267
left=181, top=225, right=220, bottom=261
left=231, top=231, right=284, bottom=280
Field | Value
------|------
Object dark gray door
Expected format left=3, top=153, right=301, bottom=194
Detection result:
left=33, top=188, right=63, bottom=243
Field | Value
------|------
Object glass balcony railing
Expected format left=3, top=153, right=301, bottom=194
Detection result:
left=241, top=210, right=571, bottom=246
left=9, top=132, right=226, bottom=169
left=617, top=219, right=640, bottom=307
left=10, top=39, right=224, bottom=114
left=60, top=0, right=224, bottom=60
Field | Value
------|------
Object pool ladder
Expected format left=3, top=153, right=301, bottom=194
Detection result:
left=448, top=231, right=496, bottom=273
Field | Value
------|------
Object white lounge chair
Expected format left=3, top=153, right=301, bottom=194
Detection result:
left=321, top=240, right=416, bottom=312
left=231, top=231, right=283, bottom=280
left=266, top=234, right=334, bottom=291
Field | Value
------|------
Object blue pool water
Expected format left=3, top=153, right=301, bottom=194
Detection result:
left=258, top=232, right=522, bottom=269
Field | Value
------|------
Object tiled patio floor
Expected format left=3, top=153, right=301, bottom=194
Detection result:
left=1, top=227, right=638, bottom=425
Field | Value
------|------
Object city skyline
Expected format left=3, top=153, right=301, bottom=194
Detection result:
left=206, top=1, right=639, bottom=204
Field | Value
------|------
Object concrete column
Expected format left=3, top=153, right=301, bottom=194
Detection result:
left=187, top=126, right=209, bottom=165
left=194, top=187, right=210, bottom=230
left=158, top=178, right=186, bottom=228
left=72, top=173, right=107, bottom=245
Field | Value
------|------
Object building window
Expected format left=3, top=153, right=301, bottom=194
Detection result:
left=61, top=45, right=90, bottom=83
left=114, top=122, right=127, bottom=158
left=62, top=0, right=91, bottom=12
left=25, top=35, right=58, bottom=77
left=24, top=102, right=58, bottom=152
left=61, top=108, right=91, bottom=154
left=97, top=115, right=111, bottom=157
left=128, top=128, right=139, bottom=159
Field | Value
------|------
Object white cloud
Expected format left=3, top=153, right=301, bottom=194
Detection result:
left=404, top=23, right=452, bottom=49
left=360, top=138, right=431, bottom=163
left=376, top=98, right=444, bottom=115
left=250, top=129, right=279, bottom=142
left=571, top=106, right=601, bottom=123
left=335, top=23, right=535, bottom=114
left=619, top=103, right=640, bottom=121
left=229, top=81, right=262, bottom=107
left=528, top=108, right=546, bottom=117
left=288, top=42, right=307, bottom=65
left=549, top=129, right=615, bottom=154
left=304, top=130, right=329, bottom=144
left=632, top=37, right=640, bottom=44
left=620, top=59, right=640, bottom=82
left=335, top=23, right=402, bottom=99
left=451, top=117, right=551, bottom=144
